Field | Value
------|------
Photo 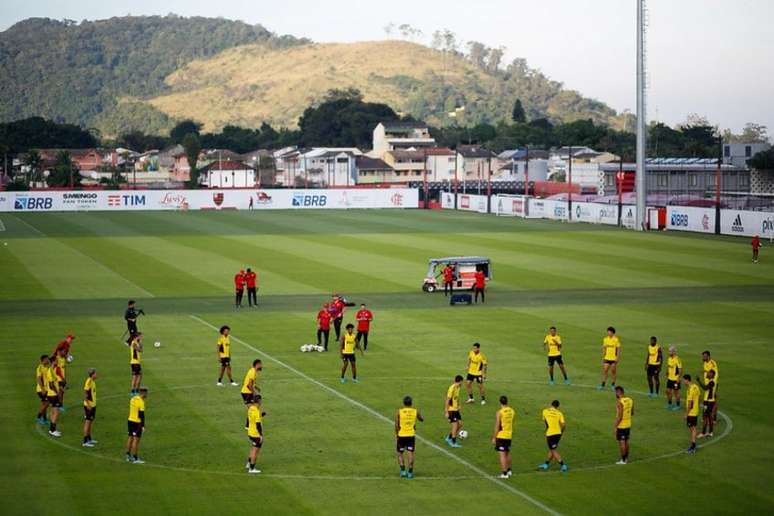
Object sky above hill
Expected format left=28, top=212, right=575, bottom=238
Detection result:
left=2, top=0, right=773, bottom=136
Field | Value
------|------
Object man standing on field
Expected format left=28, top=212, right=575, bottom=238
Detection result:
left=752, top=234, right=761, bottom=263
left=316, top=303, right=332, bottom=351
left=491, top=395, right=515, bottom=478
left=445, top=375, right=464, bottom=448
left=126, top=388, right=147, bottom=464
left=82, top=368, right=98, bottom=447
left=35, top=355, right=51, bottom=425
left=234, top=270, right=246, bottom=309
left=644, top=336, right=662, bottom=398
left=544, top=326, right=569, bottom=385
left=614, top=386, right=633, bottom=465
left=129, top=333, right=143, bottom=395
left=331, top=294, right=345, bottom=341
left=216, top=325, right=237, bottom=386
left=683, top=374, right=700, bottom=454
left=355, top=303, right=373, bottom=351
left=538, top=400, right=567, bottom=472
left=465, top=343, right=487, bottom=404
left=442, top=263, right=455, bottom=297
left=599, top=327, right=621, bottom=390
left=245, top=268, right=258, bottom=307
left=473, top=269, right=486, bottom=304
left=665, top=346, right=682, bottom=411
left=246, top=395, right=265, bottom=474
left=395, top=395, right=424, bottom=479
left=340, top=324, right=362, bottom=383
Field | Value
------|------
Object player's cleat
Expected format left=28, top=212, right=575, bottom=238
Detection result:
left=610, top=384, right=616, bottom=391
left=450, top=442, right=462, bottom=448
left=216, top=382, right=223, bottom=386
left=340, top=378, right=346, bottom=384
left=499, top=473, right=509, bottom=479
left=444, top=436, right=452, bottom=446
left=353, top=378, right=359, bottom=384
left=36, top=417, right=45, bottom=425
left=615, top=459, right=627, bottom=465
left=400, top=470, right=407, bottom=478
left=506, top=469, right=512, bottom=477
left=538, top=463, right=549, bottom=471
left=133, top=458, right=145, bottom=464
left=564, top=379, right=571, bottom=385
left=48, top=430, right=61, bottom=438
left=707, top=432, right=714, bottom=437
left=481, top=399, right=486, bottom=405
left=406, top=471, right=414, bottom=479
left=126, top=454, right=133, bottom=462
left=549, top=380, right=555, bottom=386
left=686, top=447, right=696, bottom=454
left=697, top=433, right=705, bottom=438
left=560, top=464, right=569, bottom=472
left=230, top=381, right=238, bottom=386
left=88, top=439, right=98, bottom=445
left=82, top=441, right=95, bottom=447
left=465, top=398, right=475, bottom=404
left=248, top=468, right=261, bottom=474
left=597, top=385, right=604, bottom=390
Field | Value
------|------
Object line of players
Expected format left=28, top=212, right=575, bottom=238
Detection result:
left=33, top=320, right=721, bottom=476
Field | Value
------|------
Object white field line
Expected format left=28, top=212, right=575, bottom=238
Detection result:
left=190, top=315, right=561, bottom=515
left=0, top=218, right=5, bottom=231
left=12, top=215, right=154, bottom=297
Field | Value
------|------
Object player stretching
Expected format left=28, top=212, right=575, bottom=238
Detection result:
left=702, top=351, right=719, bottom=422
left=395, top=396, right=424, bottom=479
left=340, top=324, right=362, bottom=383
left=539, top=400, right=568, bottom=472
left=234, top=269, right=246, bottom=309
left=465, top=343, right=487, bottom=404
left=644, top=336, right=662, bottom=398
left=355, top=304, right=374, bottom=351
left=44, top=358, right=62, bottom=437
left=599, top=327, right=621, bottom=390
left=683, top=374, right=700, bottom=454
left=698, top=369, right=717, bottom=438
left=614, top=386, right=633, bottom=464
left=35, top=355, right=51, bottom=425
left=246, top=395, right=265, bottom=474
left=126, top=388, right=147, bottom=464
left=316, top=303, right=332, bottom=351
left=129, top=333, right=143, bottom=395
left=216, top=325, right=237, bottom=386
left=491, top=395, right=515, bottom=478
left=752, top=234, right=761, bottom=263
left=82, top=368, right=98, bottom=447
left=241, top=359, right=263, bottom=404
left=445, top=375, right=464, bottom=448
left=544, top=326, right=569, bottom=385
left=665, top=346, right=682, bottom=411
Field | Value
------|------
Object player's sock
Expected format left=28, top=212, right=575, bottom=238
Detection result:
left=133, top=455, right=138, bottom=461
left=559, top=461, right=564, bottom=466
left=549, top=373, right=554, bottom=381
left=601, top=382, right=606, bottom=387
left=408, top=468, right=413, bottom=473
left=451, top=436, right=457, bottom=444
left=50, top=422, right=56, bottom=432
left=481, top=396, right=486, bottom=401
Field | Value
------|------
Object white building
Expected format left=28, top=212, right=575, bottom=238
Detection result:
left=372, top=121, right=435, bottom=157
left=723, top=142, right=771, bottom=169
left=201, top=160, right=256, bottom=188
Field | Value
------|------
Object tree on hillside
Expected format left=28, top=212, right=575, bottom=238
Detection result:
left=486, top=47, right=505, bottom=73
left=23, top=150, right=42, bottom=186
left=723, top=123, right=770, bottom=144
left=466, top=41, right=490, bottom=69
left=46, top=150, right=80, bottom=187
left=512, top=99, right=526, bottom=123
left=748, top=147, right=774, bottom=170
left=182, top=133, right=202, bottom=187
left=118, top=131, right=167, bottom=152
left=171, top=120, right=202, bottom=144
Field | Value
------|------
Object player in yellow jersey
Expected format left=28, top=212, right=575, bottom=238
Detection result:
left=599, top=327, right=621, bottom=390
left=216, top=325, right=237, bottom=386
left=544, top=326, right=570, bottom=385
left=683, top=374, right=701, bottom=454
left=445, top=375, right=464, bottom=448
left=126, top=388, right=147, bottom=464
left=665, top=346, right=682, bottom=411
left=241, top=359, right=263, bottom=406
left=53, top=348, right=67, bottom=408
left=246, top=394, right=266, bottom=474
left=491, top=395, right=515, bottom=478
left=129, top=332, right=143, bottom=395
left=465, top=343, right=488, bottom=404
left=644, top=336, right=663, bottom=398
left=44, top=358, right=62, bottom=437
left=82, top=368, right=98, bottom=447
left=699, top=369, right=717, bottom=438
left=35, top=355, right=51, bottom=425
left=538, top=400, right=568, bottom=472
left=614, top=386, right=633, bottom=464
left=395, top=395, right=424, bottom=479
left=701, top=350, right=719, bottom=422
left=340, top=323, right=362, bottom=383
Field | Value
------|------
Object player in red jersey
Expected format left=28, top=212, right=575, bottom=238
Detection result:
left=752, top=234, right=761, bottom=263
left=473, top=270, right=486, bottom=304
left=317, top=303, right=332, bottom=351
left=53, top=334, right=75, bottom=358
left=442, top=264, right=455, bottom=297
left=330, top=294, right=345, bottom=340
left=355, top=304, right=374, bottom=351
left=234, top=270, right=246, bottom=309
left=245, top=268, right=258, bottom=307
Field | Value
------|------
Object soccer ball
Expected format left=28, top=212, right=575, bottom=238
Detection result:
left=66, top=354, right=74, bottom=363
left=300, top=344, right=310, bottom=353
left=314, top=345, right=324, bottom=352
left=154, top=341, right=161, bottom=348
left=458, top=430, right=468, bottom=439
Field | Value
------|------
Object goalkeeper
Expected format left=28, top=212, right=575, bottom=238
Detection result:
left=124, top=300, right=145, bottom=345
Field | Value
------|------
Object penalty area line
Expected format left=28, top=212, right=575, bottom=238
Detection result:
left=190, top=314, right=561, bottom=516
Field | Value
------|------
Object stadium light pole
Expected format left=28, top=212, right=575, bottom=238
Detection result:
left=524, top=145, right=530, bottom=196
left=635, top=0, right=648, bottom=230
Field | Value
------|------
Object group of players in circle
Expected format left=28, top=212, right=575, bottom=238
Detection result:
left=32, top=301, right=721, bottom=477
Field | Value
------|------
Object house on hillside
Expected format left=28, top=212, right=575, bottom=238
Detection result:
left=383, top=149, right=426, bottom=182
left=424, top=147, right=456, bottom=181
left=496, top=149, right=550, bottom=181
left=297, top=148, right=361, bottom=186
left=355, top=156, right=393, bottom=184
left=372, top=121, right=435, bottom=157
left=456, top=145, right=496, bottom=181
left=200, top=160, right=256, bottom=188
left=158, top=145, right=191, bottom=181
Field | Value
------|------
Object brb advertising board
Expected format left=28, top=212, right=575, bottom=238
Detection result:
left=666, top=206, right=715, bottom=233
left=528, top=199, right=568, bottom=221
left=573, top=202, right=618, bottom=226
left=720, top=209, right=774, bottom=238
left=0, top=188, right=419, bottom=213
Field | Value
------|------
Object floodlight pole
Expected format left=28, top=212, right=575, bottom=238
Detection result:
left=635, top=0, right=648, bottom=230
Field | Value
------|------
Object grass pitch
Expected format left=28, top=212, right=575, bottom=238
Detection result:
left=1, top=209, right=772, bottom=515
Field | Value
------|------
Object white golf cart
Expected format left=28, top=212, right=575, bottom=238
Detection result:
left=422, top=256, right=491, bottom=293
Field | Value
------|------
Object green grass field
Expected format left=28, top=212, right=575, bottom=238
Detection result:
left=1, top=209, right=772, bottom=515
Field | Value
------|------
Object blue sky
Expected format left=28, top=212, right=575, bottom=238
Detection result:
left=2, top=0, right=773, bottom=135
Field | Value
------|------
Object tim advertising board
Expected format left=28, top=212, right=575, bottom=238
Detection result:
left=720, top=209, right=774, bottom=238
left=666, top=206, right=715, bottom=233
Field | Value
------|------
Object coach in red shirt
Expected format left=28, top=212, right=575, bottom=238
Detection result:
left=442, top=264, right=455, bottom=297
left=317, top=303, right=332, bottom=350
left=331, top=294, right=345, bottom=340
left=752, top=235, right=761, bottom=263
left=355, top=304, right=374, bottom=351
left=245, top=268, right=258, bottom=307
left=234, top=270, right=246, bottom=308
left=474, top=270, right=486, bottom=304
